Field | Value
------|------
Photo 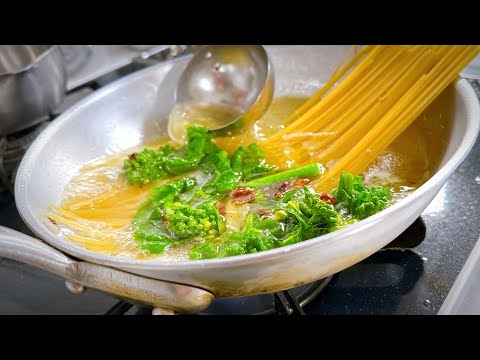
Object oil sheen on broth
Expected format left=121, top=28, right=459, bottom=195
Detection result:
left=56, top=93, right=452, bottom=261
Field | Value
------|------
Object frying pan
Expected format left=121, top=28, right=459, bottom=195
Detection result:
left=0, top=46, right=479, bottom=313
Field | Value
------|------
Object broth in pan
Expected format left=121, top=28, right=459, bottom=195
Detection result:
left=48, top=45, right=476, bottom=261
left=49, top=92, right=451, bottom=261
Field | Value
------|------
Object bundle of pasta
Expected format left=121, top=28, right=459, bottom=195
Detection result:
left=262, top=45, right=480, bottom=192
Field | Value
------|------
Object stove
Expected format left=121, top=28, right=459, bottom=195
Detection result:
left=1, top=46, right=480, bottom=315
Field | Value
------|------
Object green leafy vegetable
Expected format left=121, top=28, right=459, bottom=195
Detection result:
left=123, top=146, right=175, bottom=185
left=123, top=126, right=218, bottom=185
left=284, top=186, right=339, bottom=240
left=132, top=178, right=225, bottom=254
left=189, top=186, right=340, bottom=260
left=123, top=125, right=276, bottom=194
left=231, top=143, right=276, bottom=180
left=202, top=150, right=241, bottom=194
left=166, top=202, right=225, bottom=239
left=217, top=233, right=247, bottom=257
left=243, top=163, right=324, bottom=188
left=126, top=125, right=393, bottom=259
left=189, top=242, right=219, bottom=260
left=333, top=172, right=391, bottom=220
left=217, top=214, right=280, bottom=257
left=164, top=126, right=218, bottom=174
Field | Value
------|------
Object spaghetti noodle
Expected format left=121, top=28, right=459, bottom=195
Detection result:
left=261, top=45, right=480, bottom=192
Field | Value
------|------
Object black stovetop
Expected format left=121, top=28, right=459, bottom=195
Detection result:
left=1, top=59, right=479, bottom=315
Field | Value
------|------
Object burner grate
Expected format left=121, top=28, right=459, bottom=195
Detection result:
left=105, top=277, right=333, bottom=315
left=0, top=121, right=51, bottom=192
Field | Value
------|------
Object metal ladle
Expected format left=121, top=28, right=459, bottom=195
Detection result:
left=168, top=45, right=274, bottom=143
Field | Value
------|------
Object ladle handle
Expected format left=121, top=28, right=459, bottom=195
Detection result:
left=0, top=225, right=213, bottom=313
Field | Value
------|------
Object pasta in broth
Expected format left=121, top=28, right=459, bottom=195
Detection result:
left=51, top=92, right=452, bottom=261
left=49, top=45, right=478, bottom=261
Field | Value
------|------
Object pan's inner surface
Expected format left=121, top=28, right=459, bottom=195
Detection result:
left=45, top=59, right=453, bottom=261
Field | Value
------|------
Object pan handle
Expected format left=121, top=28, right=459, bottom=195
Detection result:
left=0, top=226, right=214, bottom=314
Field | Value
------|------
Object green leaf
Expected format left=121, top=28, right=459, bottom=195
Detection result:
left=138, top=235, right=170, bottom=254
left=123, top=125, right=219, bottom=185
left=218, top=233, right=248, bottom=257
left=189, top=242, right=219, bottom=260
left=231, top=143, right=276, bottom=180
left=202, top=150, right=241, bottom=193
left=123, top=148, right=169, bottom=185
left=244, top=228, right=277, bottom=252
left=132, top=178, right=226, bottom=255
left=332, top=172, right=391, bottom=220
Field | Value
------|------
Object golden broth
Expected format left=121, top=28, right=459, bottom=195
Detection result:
left=51, top=93, right=451, bottom=260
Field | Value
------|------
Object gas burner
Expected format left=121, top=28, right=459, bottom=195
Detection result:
left=0, top=121, right=51, bottom=193
left=0, top=83, right=97, bottom=194
left=0, top=45, right=179, bottom=194
left=203, top=276, right=333, bottom=315
left=105, top=276, right=333, bottom=315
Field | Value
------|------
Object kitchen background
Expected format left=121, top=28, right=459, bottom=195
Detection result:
left=1, top=45, right=479, bottom=315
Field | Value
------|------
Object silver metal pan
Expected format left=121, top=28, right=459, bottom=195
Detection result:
left=1, top=46, right=479, bottom=313
left=0, top=45, right=66, bottom=136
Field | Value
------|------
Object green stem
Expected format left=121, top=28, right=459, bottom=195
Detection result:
left=243, top=163, right=324, bottom=188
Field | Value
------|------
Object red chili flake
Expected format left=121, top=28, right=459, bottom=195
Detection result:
left=48, top=217, right=57, bottom=225
left=128, top=152, right=138, bottom=160
left=277, top=181, right=290, bottom=191
left=319, top=193, right=336, bottom=205
left=230, top=187, right=256, bottom=204
left=162, top=215, right=168, bottom=222
left=216, top=202, right=226, bottom=216
left=293, top=178, right=310, bottom=187
left=273, top=181, right=290, bottom=198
